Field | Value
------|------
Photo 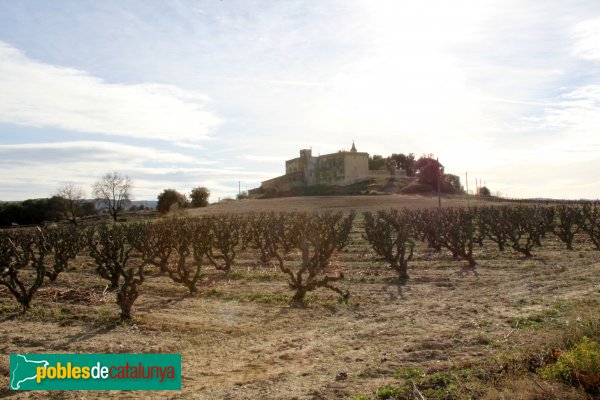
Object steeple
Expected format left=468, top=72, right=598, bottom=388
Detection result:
left=350, top=140, right=357, bottom=152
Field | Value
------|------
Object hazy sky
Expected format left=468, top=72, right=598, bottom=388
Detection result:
left=1, top=0, right=599, bottom=201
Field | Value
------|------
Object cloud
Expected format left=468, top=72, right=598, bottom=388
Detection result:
left=1, top=2, right=600, bottom=201
left=522, top=85, right=600, bottom=150
left=242, top=154, right=285, bottom=163
left=0, top=141, right=269, bottom=201
left=480, top=156, right=600, bottom=200
left=0, top=41, right=221, bottom=142
left=0, top=141, right=205, bottom=165
left=573, top=18, right=600, bottom=60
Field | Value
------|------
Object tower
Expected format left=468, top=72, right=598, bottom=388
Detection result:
left=350, top=141, right=357, bottom=152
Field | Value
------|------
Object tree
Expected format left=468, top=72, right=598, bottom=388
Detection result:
left=0, top=198, right=67, bottom=227
left=368, top=155, right=386, bottom=170
left=190, top=187, right=210, bottom=208
left=415, top=157, right=444, bottom=188
left=55, top=182, right=85, bottom=225
left=443, top=174, right=465, bottom=194
left=404, top=153, right=416, bottom=176
left=46, top=196, right=68, bottom=222
left=388, top=153, right=415, bottom=176
left=80, top=201, right=98, bottom=217
left=478, top=186, right=491, bottom=197
left=157, top=189, right=188, bottom=214
left=92, top=172, right=133, bottom=222
left=386, top=158, right=398, bottom=175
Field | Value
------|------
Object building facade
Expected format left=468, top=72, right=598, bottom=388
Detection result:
left=253, top=142, right=371, bottom=195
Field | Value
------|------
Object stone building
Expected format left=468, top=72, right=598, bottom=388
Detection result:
left=252, top=142, right=376, bottom=195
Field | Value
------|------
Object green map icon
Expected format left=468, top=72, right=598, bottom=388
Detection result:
left=10, top=354, right=49, bottom=390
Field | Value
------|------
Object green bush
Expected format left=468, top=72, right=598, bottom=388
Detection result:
left=394, top=366, right=423, bottom=380
left=376, top=385, right=408, bottom=399
left=190, top=186, right=210, bottom=207
left=157, top=189, right=188, bottom=214
left=539, top=336, right=600, bottom=393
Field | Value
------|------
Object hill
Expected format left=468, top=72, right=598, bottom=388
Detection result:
left=187, top=194, right=490, bottom=216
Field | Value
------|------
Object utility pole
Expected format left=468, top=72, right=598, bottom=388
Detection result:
left=466, top=171, right=469, bottom=208
left=238, top=181, right=241, bottom=197
left=437, top=157, right=441, bottom=209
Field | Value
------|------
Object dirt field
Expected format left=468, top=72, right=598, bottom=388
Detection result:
left=1, top=196, right=599, bottom=399
left=189, top=194, right=484, bottom=215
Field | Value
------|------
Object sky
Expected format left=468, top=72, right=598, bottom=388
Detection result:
left=0, top=0, right=599, bottom=201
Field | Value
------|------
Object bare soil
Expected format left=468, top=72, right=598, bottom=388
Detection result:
left=1, top=196, right=598, bottom=399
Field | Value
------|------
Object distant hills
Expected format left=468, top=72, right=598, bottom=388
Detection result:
left=127, top=200, right=157, bottom=210
left=90, top=199, right=157, bottom=210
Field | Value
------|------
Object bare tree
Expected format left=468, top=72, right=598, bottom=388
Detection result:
left=56, top=182, right=85, bottom=225
left=92, top=172, right=133, bottom=222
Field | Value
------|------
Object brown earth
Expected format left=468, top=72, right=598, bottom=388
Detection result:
left=0, top=196, right=598, bottom=399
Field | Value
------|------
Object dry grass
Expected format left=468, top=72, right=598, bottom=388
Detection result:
left=1, top=196, right=599, bottom=399
left=187, top=194, right=491, bottom=215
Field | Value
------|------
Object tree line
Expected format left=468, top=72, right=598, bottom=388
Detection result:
left=369, top=152, right=466, bottom=194
left=0, top=197, right=98, bottom=227
left=156, top=187, right=210, bottom=214
left=0, top=171, right=212, bottom=227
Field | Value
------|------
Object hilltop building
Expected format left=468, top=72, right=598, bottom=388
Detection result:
left=252, top=142, right=392, bottom=195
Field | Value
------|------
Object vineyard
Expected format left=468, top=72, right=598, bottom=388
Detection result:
left=1, top=201, right=600, bottom=399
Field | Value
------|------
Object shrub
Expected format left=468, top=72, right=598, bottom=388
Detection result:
left=438, top=208, right=478, bottom=274
left=581, top=203, right=600, bottom=250
left=539, top=337, right=600, bottom=394
left=87, top=223, right=146, bottom=320
left=157, top=189, right=188, bottom=214
left=206, top=215, right=244, bottom=274
left=128, top=220, right=175, bottom=274
left=363, top=209, right=415, bottom=284
left=504, top=207, right=537, bottom=257
left=190, top=187, right=210, bottom=208
left=0, top=228, right=48, bottom=312
left=411, top=209, right=442, bottom=251
left=165, top=219, right=211, bottom=294
left=86, top=224, right=132, bottom=290
left=552, top=205, right=582, bottom=250
left=116, top=260, right=146, bottom=321
left=478, top=186, right=491, bottom=196
left=290, top=212, right=356, bottom=305
left=270, top=211, right=355, bottom=306
left=243, top=213, right=275, bottom=266
left=375, top=385, right=408, bottom=399
left=45, top=225, right=85, bottom=282
left=480, top=206, right=509, bottom=251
